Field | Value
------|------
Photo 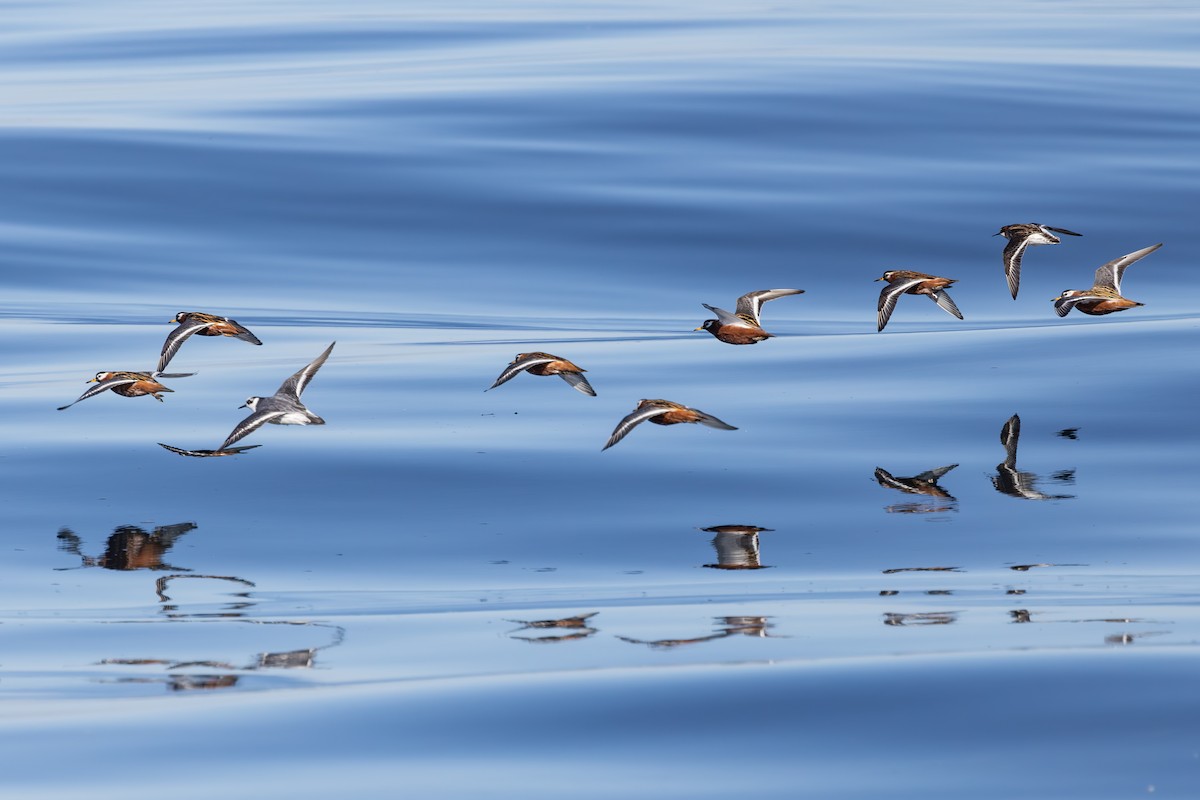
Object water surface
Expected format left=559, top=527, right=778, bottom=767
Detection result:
left=2, top=2, right=1200, bottom=797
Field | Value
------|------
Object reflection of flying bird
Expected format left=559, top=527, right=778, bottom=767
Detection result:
left=505, top=612, right=599, bottom=630
left=875, top=270, right=963, bottom=332
left=486, top=352, right=595, bottom=396
left=602, top=399, right=736, bottom=450
left=1053, top=243, right=1161, bottom=317
left=506, top=612, right=600, bottom=644
left=618, top=616, right=776, bottom=648
left=695, top=288, right=804, bottom=345
left=883, top=612, right=957, bottom=626
left=701, top=525, right=773, bottom=570
left=874, top=464, right=958, bottom=500
left=56, top=522, right=197, bottom=571
left=160, top=342, right=334, bottom=456
left=994, top=223, right=1082, bottom=299
left=881, top=566, right=962, bottom=574
left=57, top=370, right=194, bottom=410
left=991, top=414, right=1074, bottom=501
left=157, top=311, right=262, bottom=373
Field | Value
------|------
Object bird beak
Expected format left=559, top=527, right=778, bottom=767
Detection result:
left=992, top=231, right=1002, bottom=237
left=693, top=326, right=704, bottom=332
left=238, top=402, right=248, bottom=409
left=86, top=377, right=99, bottom=383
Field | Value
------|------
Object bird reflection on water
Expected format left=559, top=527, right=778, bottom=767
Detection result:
left=701, top=525, right=773, bottom=570
left=506, top=612, right=600, bottom=643
left=883, top=612, right=958, bottom=627
left=55, top=522, right=345, bottom=692
left=873, top=464, right=958, bottom=514
left=991, top=415, right=1076, bottom=501
left=56, top=522, right=198, bottom=571
left=619, top=616, right=776, bottom=649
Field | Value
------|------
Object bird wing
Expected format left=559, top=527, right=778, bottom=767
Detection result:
left=873, top=467, right=907, bottom=491
left=57, top=375, right=140, bottom=410
left=156, top=320, right=212, bottom=373
left=601, top=405, right=674, bottom=450
left=929, top=289, right=963, bottom=320
left=276, top=341, right=335, bottom=398
left=1044, top=226, right=1083, bottom=237
left=1093, top=243, right=1161, bottom=294
left=1000, top=415, right=1021, bottom=466
left=159, top=442, right=262, bottom=457
left=693, top=410, right=737, bottom=430
left=915, top=464, right=959, bottom=481
left=486, top=354, right=558, bottom=391
left=228, top=320, right=263, bottom=345
left=710, top=531, right=759, bottom=566
left=701, top=304, right=747, bottom=327
left=1002, top=236, right=1029, bottom=299
left=220, top=409, right=288, bottom=450
left=1053, top=292, right=1102, bottom=317
left=876, top=277, right=925, bottom=332
left=734, top=289, right=804, bottom=325
left=557, top=372, right=596, bottom=396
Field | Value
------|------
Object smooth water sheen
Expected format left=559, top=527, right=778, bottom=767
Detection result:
left=3, top=2, right=1200, bottom=798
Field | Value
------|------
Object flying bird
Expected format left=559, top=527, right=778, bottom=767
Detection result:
left=156, top=311, right=262, bottom=373
left=602, top=399, right=736, bottom=450
left=695, top=288, right=804, bottom=344
left=57, top=370, right=193, bottom=410
left=995, top=223, right=1082, bottom=299
left=1053, top=243, right=1161, bottom=317
left=486, top=352, right=595, bottom=395
left=158, top=342, right=334, bottom=456
left=875, top=270, right=963, bottom=332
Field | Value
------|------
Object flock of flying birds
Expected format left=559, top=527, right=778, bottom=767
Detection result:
left=56, top=224, right=1162, bottom=455
left=56, top=310, right=335, bottom=457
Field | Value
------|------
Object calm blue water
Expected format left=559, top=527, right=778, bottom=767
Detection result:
left=3, top=2, right=1200, bottom=797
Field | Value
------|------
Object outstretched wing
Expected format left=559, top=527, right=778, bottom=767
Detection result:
left=1000, top=414, right=1021, bottom=466
left=734, top=289, right=804, bottom=325
left=601, top=405, right=673, bottom=451
left=226, top=320, right=263, bottom=345
left=700, top=303, right=746, bottom=327
left=159, top=442, right=262, bottom=457
left=1053, top=292, right=1100, bottom=317
left=1002, top=236, right=1030, bottom=300
left=1045, top=226, right=1082, bottom=238
left=876, top=277, right=924, bottom=332
left=220, top=409, right=288, bottom=450
left=557, top=372, right=596, bottom=396
left=486, top=353, right=557, bottom=391
left=156, top=319, right=213, bottom=373
left=915, top=464, right=959, bottom=482
left=1093, top=242, right=1161, bottom=294
left=929, top=289, right=963, bottom=320
left=276, top=341, right=335, bottom=398
left=57, top=375, right=140, bottom=410
left=693, top=409, right=737, bottom=430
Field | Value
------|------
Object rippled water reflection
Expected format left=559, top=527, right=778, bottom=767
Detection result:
left=3, top=1, right=1200, bottom=797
